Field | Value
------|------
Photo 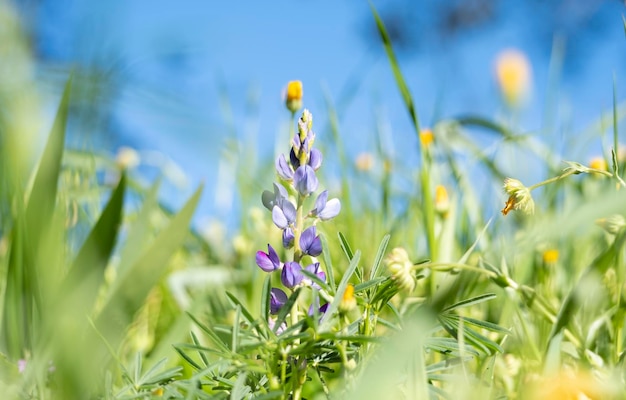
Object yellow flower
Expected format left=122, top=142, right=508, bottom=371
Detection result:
left=115, top=146, right=140, bottom=170
left=285, top=80, right=303, bottom=112
left=524, top=369, right=617, bottom=400
left=420, top=128, right=434, bottom=148
left=434, top=185, right=450, bottom=215
left=588, top=156, right=607, bottom=172
left=355, top=152, right=375, bottom=172
left=495, top=49, right=531, bottom=107
left=339, top=283, right=357, bottom=313
left=542, top=249, right=559, bottom=264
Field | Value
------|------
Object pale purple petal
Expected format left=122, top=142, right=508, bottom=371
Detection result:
left=282, top=200, right=296, bottom=223
left=276, top=154, right=293, bottom=180
left=282, top=227, right=294, bottom=249
left=308, top=148, right=322, bottom=170
left=319, top=198, right=341, bottom=220
left=312, top=190, right=328, bottom=216
left=294, top=165, right=318, bottom=196
left=272, top=206, right=289, bottom=229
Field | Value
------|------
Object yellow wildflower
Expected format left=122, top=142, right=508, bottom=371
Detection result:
left=339, top=283, right=357, bottom=313
left=285, top=80, right=303, bottom=112
left=502, top=178, right=534, bottom=216
left=434, top=184, right=450, bottom=215
left=420, top=128, right=434, bottom=148
left=355, top=152, right=375, bottom=172
left=495, top=49, right=531, bottom=107
left=588, top=156, right=607, bottom=172
left=542, top=249, right=559, bottom=264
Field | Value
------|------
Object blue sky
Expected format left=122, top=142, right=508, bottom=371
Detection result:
left=20, top=0, right=626, bottom=227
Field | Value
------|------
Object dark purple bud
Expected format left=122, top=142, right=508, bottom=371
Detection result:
left=276, top=154, right=293, bottom=181
left=281, top=261, right=303, bottom=289
left=282, top=227, right=295, bottom=249
left=308, top=148, right=322, bottom=170
left=300, top=226, right=322, bottom=257
left=294, top=165, right=318, bottom=197
left=270, top=288, right=288, bottom=314
left=256, top=244, right=281, bottom=272
left=290, top=147, right=300, bottom=169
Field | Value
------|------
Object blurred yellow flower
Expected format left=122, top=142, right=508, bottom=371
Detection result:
left=285, top=80, right=303, bottom=112
left=495, top=49, right=531, bottom=107
left=525, top=369, right=615, bottom=400
left=355, top=152, right=375, bottom=171
left=434, top=184, right=450, bottom=215
left=542, top=249, right=559, bottom=264
left=420, top=128, right=434, bottom=148
left=589, top=156, right=607, bottom=172
left=339, top=283, right=357, bottom=313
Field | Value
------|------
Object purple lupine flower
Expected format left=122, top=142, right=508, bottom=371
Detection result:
left=262, top=183, right=289, bottom=211
left=256, top=244, right=281, bottom=272
left=294, top=165, right=318, bottom=197
left=282, top=261, right=303, bottom=289
left=275, top=154, right=294, bottom=181
left=300, top=226, right=322, bottom=257
left=308, top=294, right=329, bottom=317
left=304, top=262, right=326, bottom=289
left=270, top=288, right=288, bottom=314
left=290, top=147, right=300, bottom=169
left=308, top=148, right=322, bottom=170
left=272, top=200, right=296, bottom=229
left=282, top=227, right=295, bottom=249
left=269, top=318, right=287, bottom=335
left=311, top=190, right=341, bottom=221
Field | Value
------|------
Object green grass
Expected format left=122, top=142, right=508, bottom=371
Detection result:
left=0, top=3, right=626, bottom=400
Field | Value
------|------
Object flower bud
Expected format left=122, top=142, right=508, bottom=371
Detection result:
left=385, top=247, right=416, bottom=292
left=502, top=178, right=534, bottom=216
left=596, top=214, right=626, bottom=235
left=339, top=283, right=357, bottom=313
left=285, top=80, right=303, bottom=113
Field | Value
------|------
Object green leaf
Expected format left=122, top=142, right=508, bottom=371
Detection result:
left=319, top=250, right=361, bottom=332
left=117, top=179, right=161, bottom=275
left=185, top=313, right=230, bottom=354
left=94, top=185, right=203, bottom=348
left=370, top=3, right=421, bottom=138
left=274, top=288, right=300, bottom=334
left=320, top=233, right=336, bottom=289
left=354, top=277, right=388, bottom=294
left=60, top=174, right=126, bottom=315
left=260, top=274, right=271, bottom=322
left=1, top=77, right=72, bottom=359
left=441, top=293, right=497, bottom=313
left=369, top=234, right=390, bottom=280
left=226, top=291, right=264, bottom=338
left=338, top=231, right=354, bottom=261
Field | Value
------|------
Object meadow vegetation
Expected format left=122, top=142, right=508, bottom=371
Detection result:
left=1, top=3, right=626, bottom=399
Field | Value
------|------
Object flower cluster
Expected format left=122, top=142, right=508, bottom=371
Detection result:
left=256, top=106, right=341, bottom=325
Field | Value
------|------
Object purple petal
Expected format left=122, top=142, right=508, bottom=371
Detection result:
left=261, top=190, right=275, bottom=211
left=261, top=183, right=288, bottom=211
left=319, top=198, right=341, bottom=220
left=267, top=244, right=280, bottom=267
left=313, top=190, right=328, bottom=216
left=282, top=227, right=295, bottom=249
left=282, top=200, right=296, bottom=223
left=308, top=148, right=322, bottom=170
left=272, top=206, right=289, bottom=229
left=256, top=250, right=276, bottom=272
left=270, top=288, right=288, bottom=314
left=294, top=165, right=318, bottom=196
left=281, top=261, right=303, bottom=289
left=301, top=226, right=322, bottom=257
left=319, top=303, right=329, bottom=314
left=276, top=154, right=293, bottom=180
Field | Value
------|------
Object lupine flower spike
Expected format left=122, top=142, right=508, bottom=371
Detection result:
left=255, top=100, right=341, bottom=325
